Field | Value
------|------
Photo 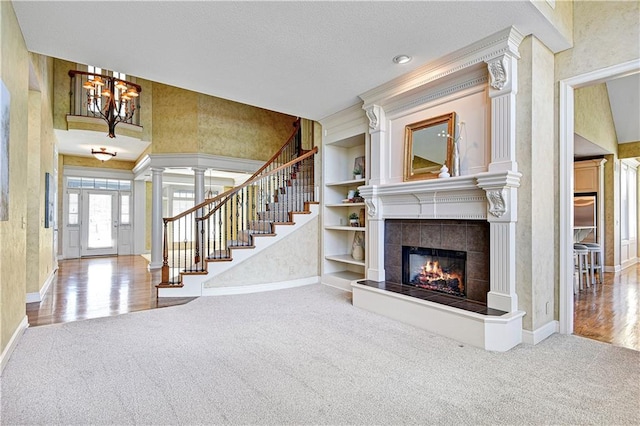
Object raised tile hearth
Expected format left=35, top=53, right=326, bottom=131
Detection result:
left=356, top=280, right=506, bottom=316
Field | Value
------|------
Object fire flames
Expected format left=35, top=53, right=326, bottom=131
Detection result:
left=414, top=259, right=464, bottom=295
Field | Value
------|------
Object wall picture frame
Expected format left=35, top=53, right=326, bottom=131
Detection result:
left=354, top=156, right=365, bottom=178
left=0, top=79, right=10, bottom=221
left=44, top=172, right=54, bottom=228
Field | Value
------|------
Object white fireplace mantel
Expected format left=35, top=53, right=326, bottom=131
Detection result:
left=356, top=170, right=526, bottom=352
left=358, top=170, right=521, bottom=222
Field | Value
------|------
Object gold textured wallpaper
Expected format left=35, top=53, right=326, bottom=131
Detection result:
left=62, top=154, right=136, bottom=170
left=197, top=93, right=296, bottom=160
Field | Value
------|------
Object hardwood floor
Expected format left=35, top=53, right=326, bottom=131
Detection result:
left=28, top=256, right=639, bottom=352
left=574, top=263, right=640, bottom=351
left=26, top=255, right=196, bottom=327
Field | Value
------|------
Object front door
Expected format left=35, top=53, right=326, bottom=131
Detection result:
left=81, top=190, right=118, bottom=257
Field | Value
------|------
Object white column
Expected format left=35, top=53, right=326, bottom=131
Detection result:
left=149, top=167, right=164, bottom=270
left=193, top=167, right=206, bottom=206
left=361, top=104, right=387, bottom=281
left=360, top=186, right=385, bottom=282
left=487, top=54, right=519, bottom=173
left=364, top=104, right=386, bottom=185
left=480, top=48, right=521, bottom=313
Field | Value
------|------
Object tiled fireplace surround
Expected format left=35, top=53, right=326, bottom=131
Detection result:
left=384, top=219, right=490, bottom=304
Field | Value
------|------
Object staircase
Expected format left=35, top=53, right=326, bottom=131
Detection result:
left=156, top=121, right=318, bottom=297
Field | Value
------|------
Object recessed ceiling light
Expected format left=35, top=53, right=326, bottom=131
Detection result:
left=393, top=54, right=412, bottom=64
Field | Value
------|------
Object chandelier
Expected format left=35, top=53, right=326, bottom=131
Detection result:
left=69, top=70, right=142, bottom=138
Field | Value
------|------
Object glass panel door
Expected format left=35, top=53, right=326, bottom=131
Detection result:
left=81, top=190, right=117, bottom=256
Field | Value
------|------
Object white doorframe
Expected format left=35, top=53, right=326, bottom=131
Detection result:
left=558, top=59, right=640, bottom=335
left=81, top=189, right=118, bottom=257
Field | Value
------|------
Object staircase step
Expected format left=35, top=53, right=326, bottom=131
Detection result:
left=238, top=229, right=273, bottom=242
left=257, top=211, right=291, bottom=221
left=248, top=220, right=273, bottom=233
left=266, top=201, right=311, bottom=212
left=207, top=250, right=232, bottom=261
left=227, top=240, right=255, bottom=248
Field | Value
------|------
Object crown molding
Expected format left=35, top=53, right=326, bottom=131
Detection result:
left=133, top=153, right=263, bottom=180
left=319, top=102, right=368, bottom=143
left=360, top=26, right=524, bottom=109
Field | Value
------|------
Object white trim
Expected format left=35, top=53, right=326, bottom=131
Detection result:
left=66, top=115, right=143, bottom=135
left=202, top=276, right=319, bottom=296
left=0, top=316, right=28, bottom=376
left=352, top=282, right=525, bottom=352
left=360, top=27, right=523, bottom=108
left=559, top=79, right=575, bottom=335
left=318, top=103, right=368, bottom=142
left=133, top=153, right=263, bottom=180
left=558, top=59, right=640, bottom=336
left=63, top=165, right=134, bottom=180
left=621, top=257, right=638, bottom=270
left=604, top=264, right=622, bottom=273
left=26, top=268, right=57, bottom=303
left=522, top=320, right=559, bottom=345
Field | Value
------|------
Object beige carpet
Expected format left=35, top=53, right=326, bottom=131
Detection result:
left=1, top=284, right=638, bottom=425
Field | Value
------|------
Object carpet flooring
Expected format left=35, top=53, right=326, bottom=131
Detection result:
left=1, top=284, right=638, bottom=425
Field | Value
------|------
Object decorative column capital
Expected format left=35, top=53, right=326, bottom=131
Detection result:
left=364, top=104, right=385, bottom=133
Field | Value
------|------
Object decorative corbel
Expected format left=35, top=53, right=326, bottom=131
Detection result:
left=486, top=189, right=507, bottom=218
left=364, top=105, right=383, bottom=132
left=365, top=198, right=377, bottom=218
left=487, top=56, right=508, bottom=90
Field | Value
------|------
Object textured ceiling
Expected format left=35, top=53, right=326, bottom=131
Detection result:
left=13, top=1, right=569, bottom=121
left=13, top=1, right=636, bottom=162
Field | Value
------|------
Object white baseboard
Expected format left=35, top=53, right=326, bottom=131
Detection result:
left=26, top=268, right=58, bottom=303
left=0, top=316, right=28, bottom=376
left=202, top=276, right=319, bottom=296
left=604, top=264, right=622, bottom=273
left=522, top=320, right=559, bottom=345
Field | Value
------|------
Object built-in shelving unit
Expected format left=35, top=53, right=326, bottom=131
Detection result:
left=319, top=105, right=369, bottom=291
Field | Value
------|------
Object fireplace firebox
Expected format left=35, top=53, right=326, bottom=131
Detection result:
left=402, top=246, right=466, bottom=297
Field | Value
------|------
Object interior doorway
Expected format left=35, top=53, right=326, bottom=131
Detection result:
left=559, top=59, right=640, bottom=335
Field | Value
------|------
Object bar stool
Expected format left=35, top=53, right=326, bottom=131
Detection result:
left=574, top=244, right=591, bottom=291
left=582, top=242, right=603, bottom=286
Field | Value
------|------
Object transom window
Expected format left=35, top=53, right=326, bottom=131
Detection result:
left=67, top=177, right=131, bottom=191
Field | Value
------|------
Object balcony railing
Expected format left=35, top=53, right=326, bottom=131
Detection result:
left=68, top=70, right=142, bottom=136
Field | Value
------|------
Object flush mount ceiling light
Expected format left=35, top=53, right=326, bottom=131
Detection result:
left=393, top=54, right=412, bottom=64
left=92, top=147, right=117, bottom=162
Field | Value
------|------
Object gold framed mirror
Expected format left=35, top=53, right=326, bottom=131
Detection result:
left=404, top=112, right=456, bottom=181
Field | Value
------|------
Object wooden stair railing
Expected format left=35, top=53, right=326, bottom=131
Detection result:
left=159, top=121, right=317, bottom=287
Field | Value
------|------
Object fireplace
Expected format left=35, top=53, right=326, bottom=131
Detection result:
left=385, top=219, right=489, bottom=304
left=402, top=246, right=466, bottom=297
left=354, top=176, right=525, bottom=351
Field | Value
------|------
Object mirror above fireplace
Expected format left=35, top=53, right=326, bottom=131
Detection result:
left=403, top=112, right=456, bottom=181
